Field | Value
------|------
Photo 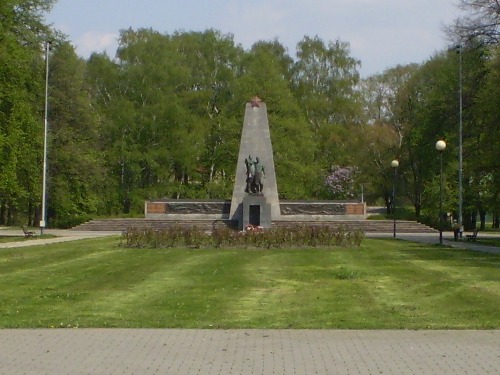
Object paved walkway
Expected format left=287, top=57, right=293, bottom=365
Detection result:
left=1, top=228, right=499, bottom=374
left=0, top=329, right=498, bottom=375
left=2, top=228, right=499, bottom=254
left=0, top=228, right=120, bottom=248
left=368, top=231, right=500, bottom=254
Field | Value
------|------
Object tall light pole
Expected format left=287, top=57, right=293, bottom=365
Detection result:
left=391, top=159, right=399, bottom=238
left=41, top=41, right=51, bottom=235
left=436, top=140, right=447, bottom=245
left=449, top=44, right=464, bottom=233
left=458, top=45, right=463, bottom=234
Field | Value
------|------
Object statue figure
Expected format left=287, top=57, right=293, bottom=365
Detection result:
left=245, top=155, right=255, bottom=193
left=244, top=155, right=265, bottom=194
left=253, top=157, right=265, bottom=193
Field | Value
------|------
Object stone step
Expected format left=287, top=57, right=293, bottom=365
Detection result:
left=72, top=219, right=436, bottom=234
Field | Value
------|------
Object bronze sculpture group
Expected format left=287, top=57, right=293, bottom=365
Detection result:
left=245, top=155, right=265, bottom=194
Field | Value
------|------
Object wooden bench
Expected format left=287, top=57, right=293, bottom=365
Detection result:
left=22, top=226, right=35, bottom=238
left=465, top=229, right=478, bottom=242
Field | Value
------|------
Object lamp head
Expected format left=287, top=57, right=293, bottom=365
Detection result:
left=436, top=140, right=447, bottom=151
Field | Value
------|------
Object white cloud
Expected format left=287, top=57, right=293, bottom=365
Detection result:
left=76, top=31, right=119, bottom=57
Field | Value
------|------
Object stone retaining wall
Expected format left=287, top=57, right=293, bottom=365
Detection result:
left=145, top=200, right=366, bottom=221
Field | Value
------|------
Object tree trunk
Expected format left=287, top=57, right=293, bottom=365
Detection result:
left=385, top=195, right=391, bottom=214
left=7, top=205, right=15, bottom=226
left=414, top=204, right=421, bottom=218
left=0, top=203, right=6, bottom=225
left=464, top=211, right=477, bottom=231
left=27, top=201, right=34, bottom=226
left=479, top=210, right=486, bottom=230
left=33, top=205, right=41, bottom=228
left=122, top=195, right=131, bottom=214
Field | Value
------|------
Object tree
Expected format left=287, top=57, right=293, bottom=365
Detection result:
left=0, top=0, right=54, bottom=225
left=359, top=66, right=419, bottom=209
left=445, top=2, right=500, bottom=226
left=292, top=36, right=362, bottom=130
left=392, top=55, right=458, bottom=218
left=361, top=64, right=419, bottom=135
left=113, top=28, right=192, bottom=207
left=172, top=30, right=243, bottom=197
left=290, top=36, right=365, bottom=199
left=447, top=0, right=500, bottom=45
left=468, top=45, right=500, bottom=228
left=45, top=41, right=105, bottom=227
left=356, top=124, right=401, bottom=210
left=87, top=28, right=247, bottom=209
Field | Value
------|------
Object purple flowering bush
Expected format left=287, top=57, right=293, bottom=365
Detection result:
left=325, top=165, right=358, bottom=199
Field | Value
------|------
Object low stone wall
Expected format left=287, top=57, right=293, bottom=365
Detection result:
left=145, top=199, right=366, bottom=221
left=145, top=200, right=230, bottom=220
left=278, top=200, right=366, bottom=221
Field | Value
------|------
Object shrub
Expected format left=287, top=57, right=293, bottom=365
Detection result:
left=122, top=225, right=365, bottom=249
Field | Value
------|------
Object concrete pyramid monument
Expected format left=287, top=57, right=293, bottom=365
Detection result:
left=229, top=97, right=280, bottom=228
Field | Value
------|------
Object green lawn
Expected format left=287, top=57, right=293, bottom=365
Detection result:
left=0, top=236, right=26, bottom=243
left=475, top=237, right=500, bottom=247
left=0, top=237, right=498, bottom=329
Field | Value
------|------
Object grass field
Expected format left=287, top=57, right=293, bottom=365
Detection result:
left=0, top=237, right=498, bottom=329
left=476, top=237, right=500, bottom=247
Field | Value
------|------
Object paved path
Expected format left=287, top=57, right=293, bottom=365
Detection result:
left=0, top=229, right=120, bottom=248
left=1, top=228, right=499, bottom=254
left=367, top=231, right=500, bottom=254
left=0, top=329, right=498, bottom=375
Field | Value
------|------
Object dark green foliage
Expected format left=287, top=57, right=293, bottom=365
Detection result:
left=0, top=1, right=55, bottom=225
left=123, top=225, right=364, bottom=249
left=46, top=42, right=105, bottom=227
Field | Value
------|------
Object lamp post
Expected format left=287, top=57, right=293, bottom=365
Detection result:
left=458, top=45, right=463, bottom=235
left=436, top=140, right=447, bottom=245
left=40, top=41, right=51, bottom=235
left=449, top=44, right=464, bottom=233
left=391, top=159, right=399, bottom=238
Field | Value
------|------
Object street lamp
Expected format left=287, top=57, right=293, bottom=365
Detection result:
left=458, top=45, right=463, bottom=235
left=41, top=41, right=51, bottom=235
left=436, top=140, right=447, bottom=244
left=391, top=159, right=399, bottom=238
left=450, top=44, right=464, bottom=235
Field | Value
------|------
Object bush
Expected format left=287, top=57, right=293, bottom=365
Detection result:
left=123, top=225, right=365, bottom=249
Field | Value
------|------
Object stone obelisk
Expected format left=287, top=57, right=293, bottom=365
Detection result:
left=229, top=97, right=280, bottom=228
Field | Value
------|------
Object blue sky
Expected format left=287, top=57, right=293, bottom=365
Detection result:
left=45, top=0, right=462, bottom=77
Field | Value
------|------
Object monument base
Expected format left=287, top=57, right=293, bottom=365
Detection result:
left=242, top=195, right=271, bottom=230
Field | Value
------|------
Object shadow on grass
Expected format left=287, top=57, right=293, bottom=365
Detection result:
left=475, top=238, right=500, bottom=247
left=370, top=238, right=499, bottom=266
left=0, top=235, right=57, bottom=244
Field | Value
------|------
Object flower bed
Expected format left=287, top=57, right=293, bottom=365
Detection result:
left=123, top=224, right=364, bottom=249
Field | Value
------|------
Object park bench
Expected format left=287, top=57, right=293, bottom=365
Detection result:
left=22, top=226, right=35, bottom=238
left=465, top=229, right=478, bottom=242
